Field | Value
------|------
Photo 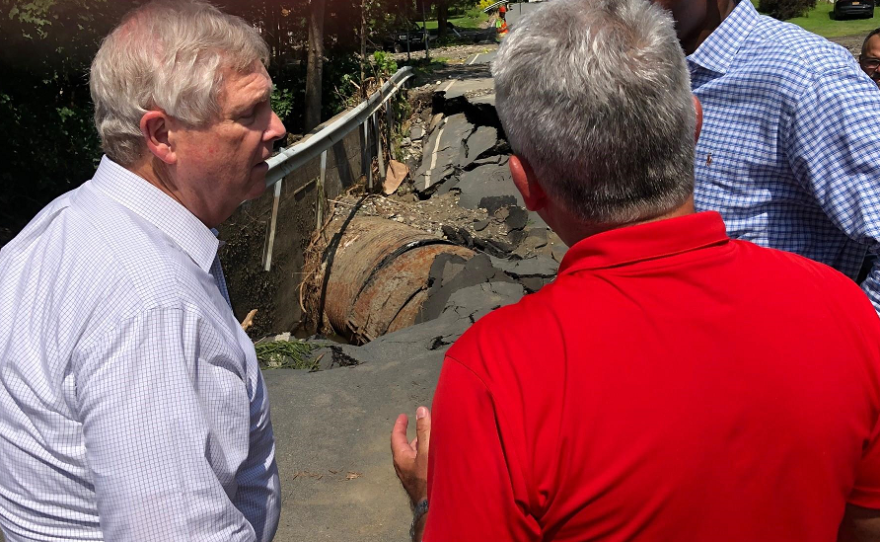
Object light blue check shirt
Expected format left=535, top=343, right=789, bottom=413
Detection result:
left=0, top=157, right=280, bottom=541
left=691, top=0, right=880, bottom=312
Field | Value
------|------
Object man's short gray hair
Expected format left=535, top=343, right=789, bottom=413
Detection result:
left=90, top=0, right=270, bottom=166
left=492, top=0, right=695, bottom=225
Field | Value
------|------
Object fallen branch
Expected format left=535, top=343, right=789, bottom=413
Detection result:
left=240, top=309, right=258, bottom=331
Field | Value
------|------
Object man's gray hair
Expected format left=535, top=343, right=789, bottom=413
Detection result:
left=90, top=0, right=270, bottom=166
left=492, top=0, right=695, bottom=225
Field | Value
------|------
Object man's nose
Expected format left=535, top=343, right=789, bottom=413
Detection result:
left=266, top=111, right=286, bottom=143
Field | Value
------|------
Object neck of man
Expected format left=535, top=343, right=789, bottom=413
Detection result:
left=677, top=0, right=738, bottom=55
left=552, top=196, right=696, bottom=247
left=129, top=157, right=216, bottom=228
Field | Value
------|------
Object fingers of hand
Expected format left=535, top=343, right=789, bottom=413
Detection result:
left=416, top=406, right=431, bottom=458
left=391, top=414, right=412, bottom=458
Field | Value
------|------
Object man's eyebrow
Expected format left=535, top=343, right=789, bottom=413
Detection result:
left=253, top=85, right=271, bottom=103
left=249, top=84, right=272, bottom=107
left=260, top=82, right=273, bottom=100
left=236, top=85, right=271, bottom=114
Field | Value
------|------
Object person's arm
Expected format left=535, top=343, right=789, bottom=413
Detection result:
left=839, top=504, right=880, bottom=541
left=837, top=293, right=880, bottom=541
left=785, top=66, right=880, bottom=313
left=231, top=371, right=281, bottom=542
left=392, top=356, right=540, bottom=542
left=841, top=416, right=880, bottom=541
left=73, top=307, right=264, bottom=541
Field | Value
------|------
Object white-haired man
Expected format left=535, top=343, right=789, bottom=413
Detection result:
left=0, top=1, right=286, bottom=541
left=391, top=0, right=880, bottom=540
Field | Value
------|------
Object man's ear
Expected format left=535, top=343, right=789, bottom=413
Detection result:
left=693, top=95, right=703, bottom=144
left=509, top=155, right=548, bottom=212
left=140, top=110, right=176, bottom=165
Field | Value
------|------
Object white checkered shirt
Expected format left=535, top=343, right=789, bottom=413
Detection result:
left=0, top=157, right=280, bottom=541
left=691, top=0, right=880, bottom=312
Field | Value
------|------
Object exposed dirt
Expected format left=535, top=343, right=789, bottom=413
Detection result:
left=391, top=42, right=497, bottom=64
left=830, top=34, right=865, bottom=56
left=328, top=190, right=511, bottom=245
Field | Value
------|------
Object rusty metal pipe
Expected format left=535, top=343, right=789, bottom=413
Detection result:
left=321, top=218, right=474, bottom=343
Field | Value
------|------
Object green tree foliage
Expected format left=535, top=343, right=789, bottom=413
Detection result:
left=758, top=0, right=817, bottom=20
left=0, top=0, right=141, bottom=240
left=0, top=0, right=416, bottom=243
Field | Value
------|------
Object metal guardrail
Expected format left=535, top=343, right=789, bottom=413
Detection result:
left=482, top=0, right=509, bottom=12
left=264, top=66, right=414, bottom=188
left=262, top=66, right=415, bottom=271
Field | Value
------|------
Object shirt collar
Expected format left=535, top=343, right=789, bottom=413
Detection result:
left=558, top=212, right=729, bottom=275
left=89, top=156, right=220, bottom=273
left=687, top=0, right=757, bottom=75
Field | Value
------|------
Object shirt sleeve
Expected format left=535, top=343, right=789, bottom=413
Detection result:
left=232, top=370, right=280, bottom=542
left=844, top=289, right=880, bottom=509
left=423, top=356, right=540, bottom=542
left=850, top=423, right=880, bottom=509
left=785, top=66, right=880, bottom=314
left=72, top=307, right=266, bottom=541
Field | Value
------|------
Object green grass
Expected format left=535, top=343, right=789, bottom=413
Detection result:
left=255, top=340, right=320, bottom=370
left=417, top=8, right=489, bottom=30
left=753, top=0, right=880, bottom=38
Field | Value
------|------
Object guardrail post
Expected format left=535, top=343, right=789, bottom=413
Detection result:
left=263, top=178, right=283, bottom=272
left=373, top=112, right=385, bottom=179
left=363, top=120, right=372, bottom=190
left=386, top=102, right=394, bottom=154
left=317, top=150, right=327, bottom=229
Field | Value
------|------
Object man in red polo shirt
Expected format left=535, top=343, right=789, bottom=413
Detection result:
left=391, top=0, right=880, bottom=540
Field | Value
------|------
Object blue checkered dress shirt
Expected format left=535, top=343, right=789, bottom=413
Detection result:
left=691, top=0, right=880, bottom=312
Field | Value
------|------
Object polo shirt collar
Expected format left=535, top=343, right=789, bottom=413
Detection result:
left=90, top=155, right=219, bottom=273
left=558, top=212, right=729, bottom=275
left=688, top=0, right=757, bottom=75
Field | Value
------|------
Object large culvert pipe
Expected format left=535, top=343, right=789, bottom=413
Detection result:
left=319, top=217, right=474, bottom=343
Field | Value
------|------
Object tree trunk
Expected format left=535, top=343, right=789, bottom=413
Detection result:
left=360, top=0, right=367, bottom=95
left=304, top=0, right=326, bottom=132
left=437, top=0, right=448, bottom=42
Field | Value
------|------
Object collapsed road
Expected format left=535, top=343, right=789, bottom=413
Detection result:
left=259, top=53, right=565, bottom=542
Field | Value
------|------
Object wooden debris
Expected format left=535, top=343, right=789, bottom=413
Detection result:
left=240, top=309, right=258, bottom=331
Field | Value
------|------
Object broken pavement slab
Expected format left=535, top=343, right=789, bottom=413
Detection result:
left=414, top=113, right=473, bottom=194
left=505, top=205, right=529, bottom=231
left=418, top=254, right=514, bottom=323
left=432, top=77, right=499, bottom=127
left=456, top=164, right=549, bottom=230
left=490, top=254, right=558, bottom=279
left=457, top=162, right=522, bottom=210
left=438, top=78, right=495, bottom=102
left=461, top=125, right=499, bottom=169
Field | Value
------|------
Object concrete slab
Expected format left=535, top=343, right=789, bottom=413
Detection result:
left=462, top=126, right=498, bottom=168
left=419, top=254, right=514, bottom=322
left=415, top=113, right=473, bottom=193
left=457, top=162, right=521, bottom=210
left=455, top=163, right=549, bottom=231
left=490, top=254, right=558, bottom=279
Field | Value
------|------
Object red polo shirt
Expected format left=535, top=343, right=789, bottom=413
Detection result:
left=425, top=212, right=880, bottom=542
